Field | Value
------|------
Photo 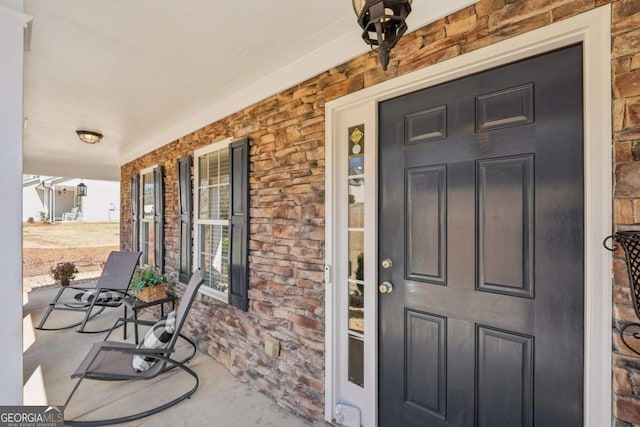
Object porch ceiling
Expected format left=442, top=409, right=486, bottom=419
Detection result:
left=18, top=0, right=473, bottom=181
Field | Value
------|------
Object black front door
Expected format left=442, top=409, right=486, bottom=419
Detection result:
left=378, top=45, right=584, bottom=427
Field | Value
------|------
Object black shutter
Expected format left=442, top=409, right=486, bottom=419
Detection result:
left=130, top=174, right=140, bottom=252
left=153, top=165, right=164, bottom=273
left=177, top=156, right=193, bottom=284
left=229, top=138, right=249, bottom=311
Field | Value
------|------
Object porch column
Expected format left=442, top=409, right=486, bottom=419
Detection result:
left=0, top=2, right=31, bottom=405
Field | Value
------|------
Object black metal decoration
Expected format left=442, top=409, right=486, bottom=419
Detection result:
left=604, top=231, right=640, bottom=356
left=352, top=0, right=412, bottom=71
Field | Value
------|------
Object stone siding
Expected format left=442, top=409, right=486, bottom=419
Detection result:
left=120, top=0, right=640, bottom=424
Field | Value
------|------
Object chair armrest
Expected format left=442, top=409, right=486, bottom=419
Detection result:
left=102, top=289, right=130, bottom=295
left=103, top=317, right=157, bottom=341
left=118, top=317, right=157, bottom=327
left=67, top=285, right=97, bottom=291
left=100, top=342, right=175, bottom=355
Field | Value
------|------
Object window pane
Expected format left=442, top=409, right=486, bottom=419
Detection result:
left=141, top=221, right=155, bottom=267
left=348, top=231, right=364, bottom=281
left=219, top=148, right=230, bottom=185
left=199, top=155, right=209, bottom=187
left=198, top=188, right=209, bottom=219
left=148, top=222, right=155, bottom=267
left=141, top=222, right=149, bottom=265
left=208, top=152, right=219, bottom=186
left=199, top=186, right=221, bottom=220
left=209, top=187, right=220, bottom=220
left=349, top=282, right=364, bottom=334
left=142, top=172, right=155, bottom=219
left=349, top=178, right=364, bottom=228
left=198, top=149, right=230, bottom=221
left=199, top=224, right=229, bottom=294
left=348, top=335, right=364, bottom=387
left=220, top=184, right=230, bottom=220
left=349, top=155, right=364, bottom=176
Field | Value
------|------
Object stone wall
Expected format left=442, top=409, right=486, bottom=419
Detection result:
left=605, top=1, right=640, bottom=425
left=120, top=0, right=640, bottom=424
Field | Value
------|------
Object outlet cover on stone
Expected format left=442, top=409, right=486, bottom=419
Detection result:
left=264, top=336, right=280, bottom=357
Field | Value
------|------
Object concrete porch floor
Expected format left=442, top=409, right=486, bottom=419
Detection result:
left=23, top=285, right=310, bottom=426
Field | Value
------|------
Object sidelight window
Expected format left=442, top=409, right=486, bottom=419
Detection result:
left=347, top=125, right=365, bottom=388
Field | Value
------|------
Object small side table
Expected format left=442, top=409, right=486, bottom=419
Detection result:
left=122, top=294, right=176, bottom=344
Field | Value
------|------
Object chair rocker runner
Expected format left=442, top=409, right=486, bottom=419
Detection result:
left=36, top=251, right=142, bottom=333
left=64, top=269, right=205, bottom=426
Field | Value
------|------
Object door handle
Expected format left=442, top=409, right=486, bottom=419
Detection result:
left=379, top=281, right=394, bottom=294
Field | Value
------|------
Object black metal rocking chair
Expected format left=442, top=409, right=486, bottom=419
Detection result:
left=36, top=251, right=142, bottom=333
left=63, top=269, right=204, bottom=426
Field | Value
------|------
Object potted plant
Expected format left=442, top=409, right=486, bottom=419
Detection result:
left=50, top=261, right=79, bottom=286
left=131, top=267, right=168, bottom=302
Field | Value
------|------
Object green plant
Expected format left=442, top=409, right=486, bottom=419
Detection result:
left=50, top=262, right=78, bottom=286
left=39, top=210, right=50, bottom=224
left=354, top=252, right=364, bottom=281
left=131, top=267, right=167, bottom=292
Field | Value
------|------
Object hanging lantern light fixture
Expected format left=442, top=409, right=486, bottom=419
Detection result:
left=352, top=0, right=413, bottom=71
left=76, top=182, right=87, bottom=197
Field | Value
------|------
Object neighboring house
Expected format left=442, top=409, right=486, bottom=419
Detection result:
left=23, top=176, right=120, bottom=222
left=117, top=4, right=639, bottom=427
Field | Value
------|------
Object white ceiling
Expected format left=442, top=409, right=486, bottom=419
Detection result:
left=18, top=0, right=474, bottom=180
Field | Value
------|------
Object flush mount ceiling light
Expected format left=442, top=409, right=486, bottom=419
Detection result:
left=352, top=0, right=412, bottom=71
left=76, top=130, right=103, bottom=144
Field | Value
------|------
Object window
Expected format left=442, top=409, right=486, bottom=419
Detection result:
left=140, top=166, right=156, bottom=267
left=135, top=165, right=164, bottom=270
left=195, top=140, right=231, bottom=300
left=347, top=125, right=365, bottom=387
left=193, top=137, right=249, bottom=309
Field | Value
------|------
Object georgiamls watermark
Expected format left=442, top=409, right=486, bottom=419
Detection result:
left=0, top=406, right=63, bottom=427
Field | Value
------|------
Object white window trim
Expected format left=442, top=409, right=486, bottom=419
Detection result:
left=325, top=6, right=612, bottom=427
left=139, top=165, right=157, bottom=267
left=194, top=137, right=233, bottom=302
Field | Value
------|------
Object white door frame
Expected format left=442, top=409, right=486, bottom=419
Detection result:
left=325, top=6, right=612, bottom=426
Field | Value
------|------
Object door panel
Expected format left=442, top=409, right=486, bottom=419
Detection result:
left=406, top=105, right=448, bottom=143
left=406, top=165, right=447, bottom=283
left=476, top=326, right=534, bottom=427
left=405, top=310, right=447, bottom=420
left=475, top=83, right=534, bottom=132
left=379, top=45, right=584, bottom=427
left=477, top=155, right=534, bottom=297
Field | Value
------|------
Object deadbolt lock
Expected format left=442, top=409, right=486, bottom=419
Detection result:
left=381, top=258, right=393, bottom=269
